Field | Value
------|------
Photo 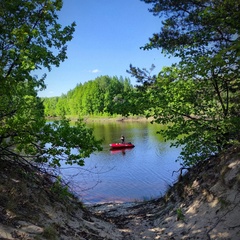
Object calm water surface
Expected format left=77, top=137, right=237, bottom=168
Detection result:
left=60, top=121, right=183, bottom=204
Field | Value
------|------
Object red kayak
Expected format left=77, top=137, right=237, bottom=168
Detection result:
left=109, top=142, right=135, bottom=149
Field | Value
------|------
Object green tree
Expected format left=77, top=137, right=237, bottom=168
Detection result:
left=129, top=0, right=240, bottom=166
left=0, top=0, right=102, bottom=167
left=42, top=75, right=135, bottom=117
left=43, top=97, right=59, bottom=117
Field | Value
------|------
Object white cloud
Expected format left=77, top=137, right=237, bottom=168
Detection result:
left=91, top=69, right=100, bottom=73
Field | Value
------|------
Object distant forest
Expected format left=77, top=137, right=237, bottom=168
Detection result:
left=42, top=75, right=135, bottom=117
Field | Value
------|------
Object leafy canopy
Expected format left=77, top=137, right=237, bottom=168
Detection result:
left=129, top=0, right=240, bottom=166
left=42, top=75, right=135, bottom=117
left=0, top=0, right=102, bottom=167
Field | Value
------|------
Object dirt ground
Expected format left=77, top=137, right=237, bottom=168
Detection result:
left=0, top=146, right=240, bottom=240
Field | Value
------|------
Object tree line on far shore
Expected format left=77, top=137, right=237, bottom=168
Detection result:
left=42, top=75, right=135, bottom=117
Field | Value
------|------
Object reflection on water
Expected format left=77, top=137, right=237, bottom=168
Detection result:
left=110, top=148, right=133, bottom=155
left=60, top=121, right=183, bottom=204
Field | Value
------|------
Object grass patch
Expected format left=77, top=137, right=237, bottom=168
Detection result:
left=42, top=225, right=58, bottom=240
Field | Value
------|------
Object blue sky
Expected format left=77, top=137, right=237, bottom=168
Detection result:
left=37, top=0, right=175, bottom=97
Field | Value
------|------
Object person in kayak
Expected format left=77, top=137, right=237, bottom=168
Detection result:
left=120, top=135, right=125, bottom=143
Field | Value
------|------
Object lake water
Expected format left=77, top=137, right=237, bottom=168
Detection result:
left=60, top=121, right=183, bottom=204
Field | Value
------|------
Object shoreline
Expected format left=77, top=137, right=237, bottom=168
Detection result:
left=46, top=115, right=154, bottom=123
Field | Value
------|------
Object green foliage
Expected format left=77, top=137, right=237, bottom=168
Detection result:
left=141, top=0, right=240, bottom=58
left=43, top=75, right=135, bottom=117
left=36, top=117, right=103, bottom=167
left=42, top=225, right=58, bottom=240
left=129, top=0, right=240, bottom=166
left=176, top=208, right=184, bottom=221
left=0, top=0, right=102, bottom=168
left=50, top=176, right=72, bottom=200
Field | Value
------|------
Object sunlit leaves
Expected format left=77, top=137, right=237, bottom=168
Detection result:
left=36, top=118, right=103, bottom=167
left=134, top=0, right=240, bottom=166
left=1, top=0, right=76, bottom=77
left=129, top=62, right=240, bottom=166
left=0, top=0, right=102, bottom=169
left=42, top=76, right=135, bottom=117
